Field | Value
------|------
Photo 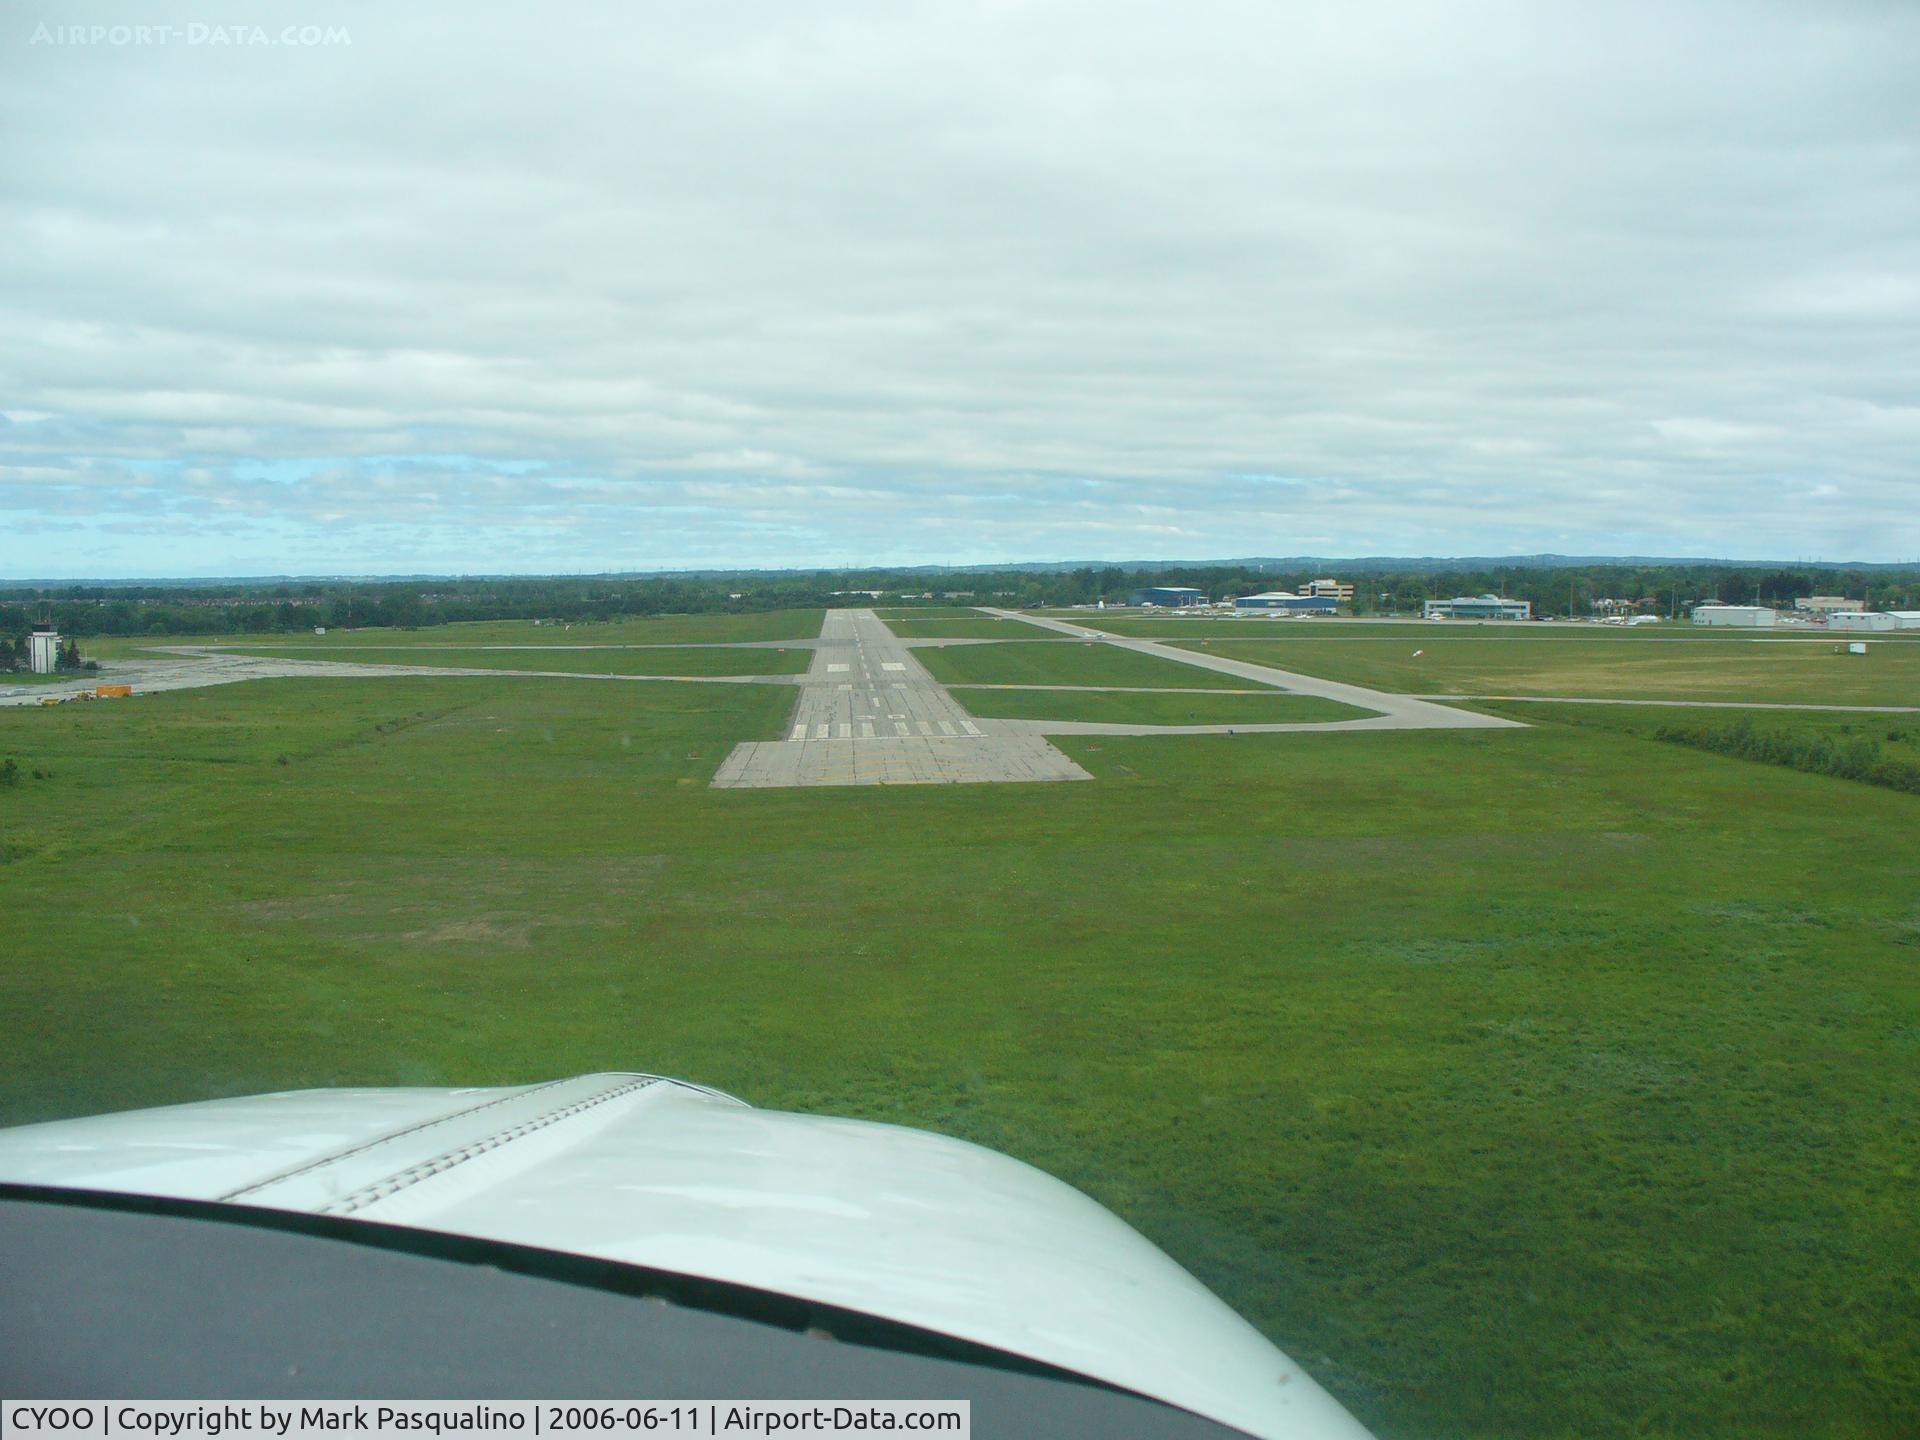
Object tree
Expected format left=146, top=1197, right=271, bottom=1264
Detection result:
left=1757, top=570, right=1810, bottom=604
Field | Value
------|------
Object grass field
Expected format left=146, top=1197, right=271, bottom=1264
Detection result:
left=1168, top=634, right=1920, bottom=706
left=1482, top=698, right=1920, bottom=752
left=1054, top=613, right=1914, bottom=645
left=917, top=640, right=1275, bottom=691
left=1040, top=614, right=1464, bottom=637
left=2, top=675, right=1914, bottom=1439
left=881, top=617, right=1041, bottom=639
left=82, top=609, right=827, bottom=658
left=949, top=687, right=1373, bottom=725
left=1039, top=614, right=1574, bottom=638
left=0, top=671, right=99, bottom=687
left=220, top=646, right=812, bottom=677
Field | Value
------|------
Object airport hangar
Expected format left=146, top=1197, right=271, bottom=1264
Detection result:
left=1128, top=586, right=1208, bottom=607
left=1423, top=594, right=1533, bottom=621
left=1234, top=593, right=1338, bottom=614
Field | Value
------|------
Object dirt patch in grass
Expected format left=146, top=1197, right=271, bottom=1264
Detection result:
left=401, top=918, right=537, bottom=949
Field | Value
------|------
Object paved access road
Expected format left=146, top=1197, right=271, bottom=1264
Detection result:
left=711, top=610, right=1092, bottom=788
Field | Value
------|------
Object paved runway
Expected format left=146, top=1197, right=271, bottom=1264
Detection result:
left=711, top=611, right=1091, bottom=788
left=24, top=612, right=1911, bottom=797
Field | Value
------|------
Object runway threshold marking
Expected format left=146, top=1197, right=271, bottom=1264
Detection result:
left=714, top=609, right=1093, bottom=788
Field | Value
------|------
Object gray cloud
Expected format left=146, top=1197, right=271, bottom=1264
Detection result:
left=2, top=0, right=1917, bottom=574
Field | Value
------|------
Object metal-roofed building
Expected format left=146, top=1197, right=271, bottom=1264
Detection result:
left=1692, top=605, right=1775, bottom=627
left=1235, top=592, right=1337, bottom=613
left=1423, top=594, right=1531, bottom=621
left=1128, top=586, right=1206, bottom=607
left=1826, top=611, right=1897, bottom=633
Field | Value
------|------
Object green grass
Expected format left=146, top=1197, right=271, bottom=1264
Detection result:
left=873, top=606, right=991, bottom=619
left=1038, top=614, right=1487, bottom=637
left=2, top=681, right=1915, bottom=1439
left=950, top=687, right=1374, bottom=725
left=71, top=636, right=187, bottom=659
left=881, top=617, right=1040, bottom=639
left=918, top=640, right=1272, bottom=690
left=1036, top=613, right=1368, bottom=636
left=1058, top=613, right=1890, bottom=643
left=1482, top=699, right=1920, bottom=766
left=81, top=609, right=826, bottom=657
left=1169, top=634, right=1920, bottom=706
left=0, top=671, right=103, bottom=686
left=216, top=646, right=811, bottom=677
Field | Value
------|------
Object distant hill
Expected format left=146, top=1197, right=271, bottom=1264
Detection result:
left=5, top=553, right=1917, bottom=586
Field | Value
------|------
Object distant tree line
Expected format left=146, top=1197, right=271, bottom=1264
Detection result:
left=3, top=561, right=1918, bottom=639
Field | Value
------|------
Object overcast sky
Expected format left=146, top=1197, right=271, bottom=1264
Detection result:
left=3, top=0, right=1917, bottom=576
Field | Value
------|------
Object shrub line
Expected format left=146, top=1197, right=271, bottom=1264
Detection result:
left=1652, top=717, right=1920, bottom=795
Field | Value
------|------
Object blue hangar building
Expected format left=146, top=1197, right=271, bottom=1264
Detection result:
left=1234, top=592, right=1337, bottom=614
left=1128, top=586, right=1208, bottom=607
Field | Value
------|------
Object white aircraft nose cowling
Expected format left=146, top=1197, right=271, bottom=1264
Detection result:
left=0, top=1073, right=1375, bottom=1440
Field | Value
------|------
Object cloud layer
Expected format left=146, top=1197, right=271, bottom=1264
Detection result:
left=4, top=0, right=1917, bottom=574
